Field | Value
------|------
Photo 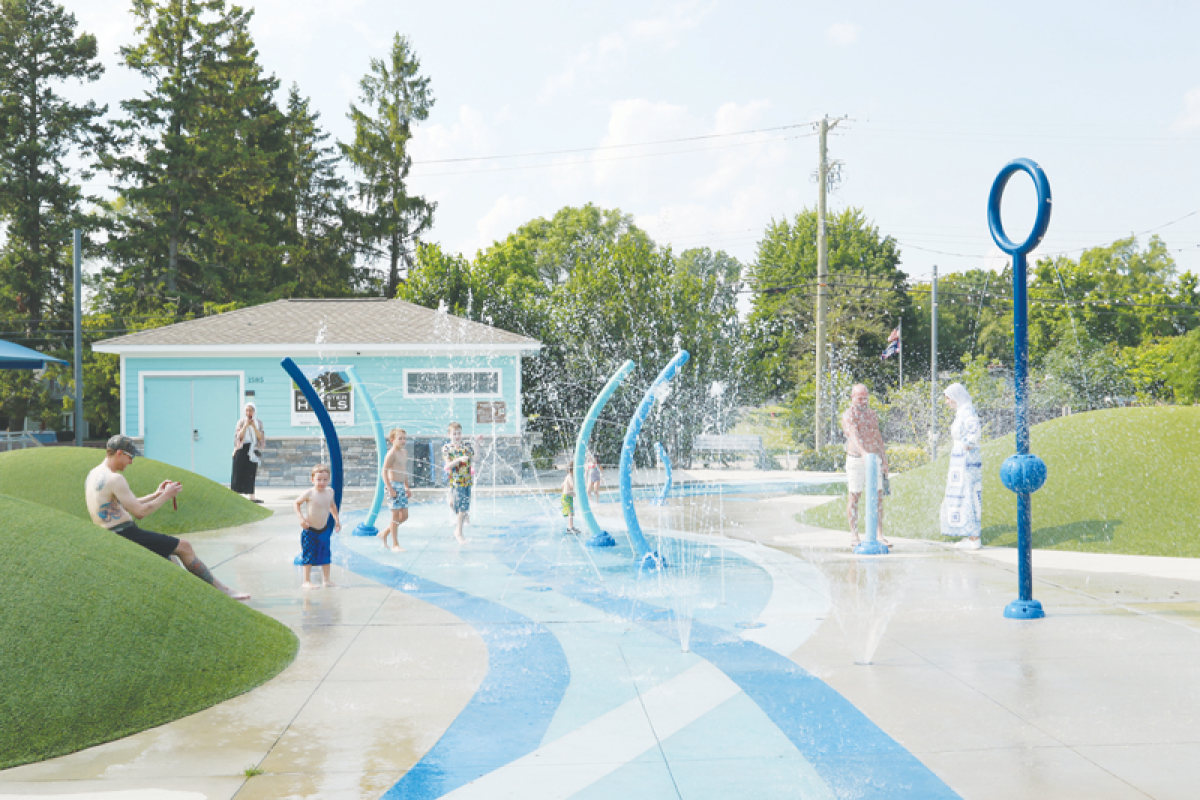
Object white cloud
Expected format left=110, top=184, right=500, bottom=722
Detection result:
left=410, top=105, right=490, bottom=163
left=637, top=187, right=775, bottom=259
left=825, top=23, right=861, bottom=47
left=591, top=99, right=692, bottom=185
left=455, top=195, right=536, bottom=257
left=1173, top=86, right=1200, bottom=131
left=540, top=1, right=715, bottom=100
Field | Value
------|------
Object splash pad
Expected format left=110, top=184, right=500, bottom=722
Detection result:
left=280, top=351, right=957, bottom=798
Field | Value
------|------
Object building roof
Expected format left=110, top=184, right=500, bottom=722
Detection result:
left=92, top=298, right=541, bottom=355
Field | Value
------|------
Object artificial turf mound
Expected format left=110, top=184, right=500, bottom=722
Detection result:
left=0, top=449, right=294, bottom=769
left=0, top=446, right=272, bottom=533
left=800, top=406, right=1200, bottom=558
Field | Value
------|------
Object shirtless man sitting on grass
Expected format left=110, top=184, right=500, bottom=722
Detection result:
left=85, top=435, right=250, bottom=601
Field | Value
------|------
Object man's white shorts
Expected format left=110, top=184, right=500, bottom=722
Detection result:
left=846, top=454, right=884, bottom=494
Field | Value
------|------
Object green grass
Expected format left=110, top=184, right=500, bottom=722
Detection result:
left=0, top=450, right=294, bottom=769
left=0, top=447, right=271, bottom=533
left=799, top=406, right=1200, bottom=558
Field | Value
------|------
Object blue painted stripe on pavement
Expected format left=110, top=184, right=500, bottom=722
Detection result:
left=496, top=533, right=961, bottom=800
left=336, top=543, right=570, bottom=799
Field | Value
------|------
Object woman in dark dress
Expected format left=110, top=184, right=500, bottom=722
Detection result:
left=231, top=402, right=265, bottom=503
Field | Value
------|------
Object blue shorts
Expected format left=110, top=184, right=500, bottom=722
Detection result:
left=451, top=485, right=472, bottom=514
left=300, top=525, right=331, bottom=566
left=387, top=483, right=409, bottom=511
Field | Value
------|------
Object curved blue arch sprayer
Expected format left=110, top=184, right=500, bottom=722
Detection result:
left=345, top=365, right=386, bottom=537
left=619, top=349, right=690, bottom=568
left=282, top=358, right=343, bottom=565
left=573, top=359, right=635, bottom=547
left=987, top=158, right=1052, bottom=620
left=650, top=441, right=673, bottom=506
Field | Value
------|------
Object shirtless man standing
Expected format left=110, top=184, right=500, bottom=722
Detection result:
left=841, top=384, right=889, bottom=546
left=85, top=435, right=250, bottom=600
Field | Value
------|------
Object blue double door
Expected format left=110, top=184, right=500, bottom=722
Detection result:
left=143, top=376, right=239, bottom=483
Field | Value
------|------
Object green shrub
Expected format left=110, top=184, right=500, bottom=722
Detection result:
left=886, top=444, right=929, bottom=473
left=793, top=445, right=845, bottom=471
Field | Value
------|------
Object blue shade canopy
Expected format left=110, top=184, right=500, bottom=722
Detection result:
left=0, top=340, right=68, bottom=370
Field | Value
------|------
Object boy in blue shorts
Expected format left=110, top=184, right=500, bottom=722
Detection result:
left=380, top=427, right=411, bottom=552
left=294, top=463, right=341, bottom=589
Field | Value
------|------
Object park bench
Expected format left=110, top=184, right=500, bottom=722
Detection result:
left=691, top=434, right=768, bottom=467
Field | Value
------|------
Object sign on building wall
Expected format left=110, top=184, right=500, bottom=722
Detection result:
left=292, top=365, right=355, bottom=426
left=476, top=400, right=507, bottom=424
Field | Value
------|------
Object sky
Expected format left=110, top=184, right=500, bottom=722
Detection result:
left=65, top=0, right=1200, bottom=284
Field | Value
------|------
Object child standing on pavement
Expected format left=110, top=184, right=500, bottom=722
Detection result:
left=585, top=452, right=602, bottom=503
left=442, top=422, right=475, bottom=544
left=294, top=463, right=341, bottom=589
left=380, top=428, right=410, bottom=552
left=562, top=463, right=579, bottom=534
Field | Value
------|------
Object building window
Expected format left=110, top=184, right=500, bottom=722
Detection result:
left=404, top=370, right=500, bottom=397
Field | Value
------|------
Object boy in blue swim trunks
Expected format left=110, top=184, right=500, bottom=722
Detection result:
left=294, top=463, right=341, bottom=589
left=380, top=427, right=411, bottom=552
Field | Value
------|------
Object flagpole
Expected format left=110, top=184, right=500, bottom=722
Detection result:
left=899, top=319, right=903, bottom=390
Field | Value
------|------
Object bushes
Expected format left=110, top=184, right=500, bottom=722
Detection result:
left=792, top=445, right=845, bottom=471
left=792, top=443, right=930, bottom=473
left=886, top=445, right=929, bottom=473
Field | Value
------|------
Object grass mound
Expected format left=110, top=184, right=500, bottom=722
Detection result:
left=0, top=446, right=271, bottom=533
left=0, top=448, right=291, bottom=768
left=800, top=406, right=1200, bottom=558
left=0, top=494, right=297, bottom=769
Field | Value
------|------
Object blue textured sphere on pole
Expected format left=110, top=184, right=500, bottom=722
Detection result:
left=1000, top=454, right=1048, bottom=494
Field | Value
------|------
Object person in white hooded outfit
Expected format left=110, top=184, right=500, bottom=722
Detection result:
left=941, top=383, right=983, bottom=549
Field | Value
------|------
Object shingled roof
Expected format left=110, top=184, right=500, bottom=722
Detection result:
left=92, top=298, right=541, bottom=353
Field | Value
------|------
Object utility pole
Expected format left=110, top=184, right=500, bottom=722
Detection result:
left=814, top=115, right=842, bottom=448
left=929, top=265, right=939, bottom=459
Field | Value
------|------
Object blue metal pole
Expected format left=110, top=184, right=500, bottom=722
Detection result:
left=854, top=453, right=889, bottom=555
left=346, top=366, right=386, bottom=536
left=619, top=350, right=690, bottom=568
left=282, top=358, right=344, bottom=564
left=987, top=158, right=1052, bottom=620
left=651, top=442, right=673, bottom=506
left=573, top=360, right=635, bottom=548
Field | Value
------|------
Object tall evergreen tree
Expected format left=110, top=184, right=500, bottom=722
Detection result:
left=280, top=84, right=362, bottom=296
left=103, top=0, right=286, bottom=314
left=0, top=0, right=107, bottom=337
left=340, top=33, right=435, bottom=298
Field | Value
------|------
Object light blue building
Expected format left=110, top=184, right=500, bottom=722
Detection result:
left=93, top=298, right=541, bottom=486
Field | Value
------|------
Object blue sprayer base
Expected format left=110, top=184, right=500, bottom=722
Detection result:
left=1004, top=599, right=1045, bottom=620
left=352, top=524, right=380, bottom=537
left=587, top=531, right=616, bottom=547
left=638, top=551, right=667, bottom=572
left=853, top=541, right=890, bottom=556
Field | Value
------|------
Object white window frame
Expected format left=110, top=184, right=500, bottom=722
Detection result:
left=402, top=368, right=503, bottom=399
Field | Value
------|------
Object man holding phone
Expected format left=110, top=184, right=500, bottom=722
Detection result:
left=85, top=435, right=249, bottom=601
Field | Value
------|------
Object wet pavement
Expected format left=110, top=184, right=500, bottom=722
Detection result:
left=2, top=474, right=1199, bottom=799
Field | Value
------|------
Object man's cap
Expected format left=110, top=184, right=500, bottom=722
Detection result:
left=106, top=435, right=141, bottom=457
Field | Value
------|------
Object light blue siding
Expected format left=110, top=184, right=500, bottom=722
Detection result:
left=124, top=354, right=524, bottom=440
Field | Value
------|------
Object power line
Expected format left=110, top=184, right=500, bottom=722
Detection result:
left=412, top=121, right=821, bottom=165
left=410, top=131, right=816, bottom=178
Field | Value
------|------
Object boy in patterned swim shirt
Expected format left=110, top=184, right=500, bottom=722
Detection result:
left=442, top=422, right=475, bottom=544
